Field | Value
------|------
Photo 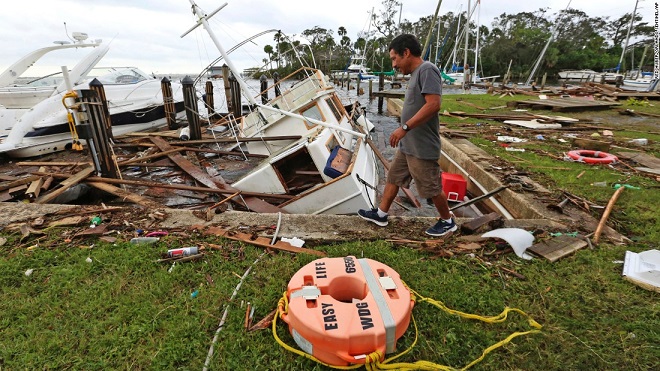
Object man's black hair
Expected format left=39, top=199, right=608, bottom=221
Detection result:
left=388, top=34, right=422, bottom=57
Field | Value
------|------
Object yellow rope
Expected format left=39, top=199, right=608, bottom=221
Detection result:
left=272, top=281, right=542, bottom=371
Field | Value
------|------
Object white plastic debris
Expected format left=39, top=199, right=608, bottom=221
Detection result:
left=86, top=257, right=93, bottom=263
left=24, top=268, right=34, bottom=277
left=622, top=250, right=660, bottom=292
left=497, top=136, right=527, bottom=143
left=281, top=237, right=305, bottom=247
left=482, top=228, right=535, bottom=260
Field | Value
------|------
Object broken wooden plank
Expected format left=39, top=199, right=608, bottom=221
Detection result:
left=527, top=235, right=588, bottom=262
left=460, top=212, right=503, bottom=234
left=31, top=172, right=295, bottom=200
left=204, top=226, right=326, bottom=256
left=616, top=152, right=660, bottom=170
left=151, top=136, right=225, bottom=189
left=26, top=167, right=46, bottom=199
left=35, top=166, right=95, bottom=204
left=86, top=181, right=164, bottom=209
left=0, top=175, right=40, bottom=192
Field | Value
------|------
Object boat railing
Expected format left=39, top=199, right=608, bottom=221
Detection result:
left=254, top=67, right=327, bottom=123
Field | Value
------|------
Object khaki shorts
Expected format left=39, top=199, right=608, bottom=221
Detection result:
left=386, top=151, right=442, bottom=199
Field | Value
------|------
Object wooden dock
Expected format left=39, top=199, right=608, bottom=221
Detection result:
left=507, top=98, right=621, bottom=112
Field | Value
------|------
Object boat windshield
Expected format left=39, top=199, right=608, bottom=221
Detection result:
left=92, top=67, right=152, bottom=85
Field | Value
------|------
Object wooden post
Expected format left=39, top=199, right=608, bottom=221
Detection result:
left=228, top=73, right=242, bottom=118
left=259, top=74, right=268, bottom=104
left=205, top=80, right=215, bottom=119
left=88, top=78, right=113, bottom=139
left=181, top=76, right=202, bottom=140
left=356, top=77, right=361, bottom=96
left=378, top=74, right=385, bottom=114
left=221, top=64, right=233, bottom=114
left=541, top=73, right=547, bottom=89
left=76, top=89, right=118, bottom=178
left=273, top=72, right=281, bottom=97
left=368, top=79, right=373, bottom=99
left=161, top=77, right=178, bottom=130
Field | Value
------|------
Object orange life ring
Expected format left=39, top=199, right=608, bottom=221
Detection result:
left=280, top=256, right=414, bottom=366
left=567, top=149, right=618, bottom=164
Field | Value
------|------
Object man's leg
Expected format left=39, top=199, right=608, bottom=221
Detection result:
left=430, top=191, right=452, bottom=220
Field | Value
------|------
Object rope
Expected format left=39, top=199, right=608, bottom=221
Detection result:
left=272, top=281, right=542, bottom=370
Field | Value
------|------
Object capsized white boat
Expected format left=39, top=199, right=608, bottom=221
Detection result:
left=0, top=39, right=187, bottom=158
left=185, top=1, right=379, bottom=215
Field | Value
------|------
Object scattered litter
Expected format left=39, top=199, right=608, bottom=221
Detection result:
left=622, top=250, right=660, bottom=292
left=539, top=94, right=548, bottom=100
left=497, top=136, right=527, bottom=143
left=628, top=138, right=648, bottom=146
left=591, top=181, right=607, bottom=187
left=191, top=289, right=199, bottom=298
left=145, top=230, right=168, bottom=237
left=512, top=109, right=528, bottom=112
left=281, top=237, right=305, bottom=247
left=25, top=268, right=34, bottom=277
left=535, top=135, right=545, bottom=140
left=503, top=120, right=561, bottom=129
left=558, top=138, right=568, bottom=143
left=167, top=246, right=199, bottom=258
left=505, top=147, right=526, bottom=152
left=130, top=237, right=160, bottom=244
left=86, top=257, right=93, bottom=263
left=603, top=130, right=613, bottom=136
left=90, top=216, right=102, bottom=228
left=168, top=261, right=176, bottom=273
left=613, top=184, right=640, bottom=190
left=563, top=133, right=579, bottom=139
left=481, top=228, right=534, bottom=260
left=550, top=232, right=579, bottom=237
left=590, top=133, right=601, bottom=137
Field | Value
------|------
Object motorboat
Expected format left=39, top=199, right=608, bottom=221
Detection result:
left=185, top=1, right=379, bottom=215
left=557, top=69, right=599, bottom=81
left=0, top=37, right=186, bottom=158
left=330, top=56, right=378, bottom=81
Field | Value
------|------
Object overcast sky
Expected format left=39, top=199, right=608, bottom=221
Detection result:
left=1, top=0, right=656, bottom=76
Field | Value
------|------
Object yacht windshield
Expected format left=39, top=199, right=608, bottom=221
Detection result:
left=92, top=67, right=152, bottom=85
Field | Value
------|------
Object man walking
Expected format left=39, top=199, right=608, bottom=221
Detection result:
left=358, top=34, right=457, bottom=237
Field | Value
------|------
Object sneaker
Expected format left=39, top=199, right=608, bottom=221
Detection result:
left=425, top=218, right=458, bottom=237
left=358, top=208, right=388, bottom=227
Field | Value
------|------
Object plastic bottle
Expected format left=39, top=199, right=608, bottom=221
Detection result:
left=591, top=181, right=607, bottom=187
left=130, top=237, right=160, bottom=244
left=90, top=216, right=102, bottom=228
left=167, top=246, right=199, bottom=258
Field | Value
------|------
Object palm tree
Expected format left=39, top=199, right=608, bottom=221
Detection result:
left=264, top=45, right=274, bottom=70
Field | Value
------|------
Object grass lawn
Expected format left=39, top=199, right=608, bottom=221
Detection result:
left=1, top=92, right=658, bottom=370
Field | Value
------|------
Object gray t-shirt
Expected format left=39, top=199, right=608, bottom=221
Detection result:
left=399, top=61, right=442, bottom=160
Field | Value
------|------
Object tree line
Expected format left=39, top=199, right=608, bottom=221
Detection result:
left=259, top=0, right=654, bottom=82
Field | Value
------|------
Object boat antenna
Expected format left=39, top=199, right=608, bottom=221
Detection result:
left=64, top=22, right=75, bottom=43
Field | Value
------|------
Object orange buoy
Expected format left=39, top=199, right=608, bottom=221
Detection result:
left=280, top=256, right=414, bottom=366
left=567, top=149, right=618, bottom=164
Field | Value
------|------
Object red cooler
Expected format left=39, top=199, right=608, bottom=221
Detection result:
left=442, top=173, right=467, bottom=202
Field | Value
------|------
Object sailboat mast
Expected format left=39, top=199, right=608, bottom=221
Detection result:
left=525, top=0, right=572, bottom=86
left=183, top=0, right=257, bottom=106
left=473, top=0, right=481, bottom=83
left=463, top=0, right=471, bottom=92
left=617, top=0, right=640, bottom=73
